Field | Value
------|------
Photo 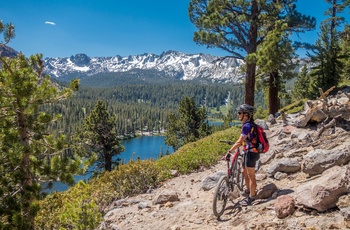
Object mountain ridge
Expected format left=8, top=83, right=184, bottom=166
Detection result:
left=43, top=51, right=245, bottom=83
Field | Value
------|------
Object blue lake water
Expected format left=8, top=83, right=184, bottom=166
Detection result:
left=42, top=135, right=174, bottom=193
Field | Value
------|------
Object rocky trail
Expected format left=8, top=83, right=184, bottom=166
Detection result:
left=100, top=89, right=350, bottom=230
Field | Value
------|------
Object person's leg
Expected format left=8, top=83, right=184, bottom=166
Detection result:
left=240, top=151, right=259, bottom=205
left=245, top=166, right=257, bottom=198
left=242, top=167, right=250, bottom=194
left=242, top=153, right=250, bottom=195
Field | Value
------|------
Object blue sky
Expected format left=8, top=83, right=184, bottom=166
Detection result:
left=1, top=0, right=349, bottom=58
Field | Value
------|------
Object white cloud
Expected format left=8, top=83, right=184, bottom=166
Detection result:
left=45, top=21, right=56, bottom=26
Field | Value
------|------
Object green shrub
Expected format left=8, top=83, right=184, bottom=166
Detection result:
left=35, top=181, right=101, bottom=230
left=280, top=99, right=306, bottom=114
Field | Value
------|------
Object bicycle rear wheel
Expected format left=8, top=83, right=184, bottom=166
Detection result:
left=212, top=175, right=229, bottom=217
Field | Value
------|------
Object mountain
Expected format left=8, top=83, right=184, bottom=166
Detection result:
left=43, top=51, right=245, bottom=83
left=0, top=45, right=19, bottom=58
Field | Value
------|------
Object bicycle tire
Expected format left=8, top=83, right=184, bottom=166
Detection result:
left=232, top=156, right=244, bottom=191
left=212, top=175, right=229, bottom=217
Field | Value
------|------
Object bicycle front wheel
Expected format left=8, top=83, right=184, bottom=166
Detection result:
left=232, top=156, right=244, bottom=191
left=212, top=175, right=229, bottom=217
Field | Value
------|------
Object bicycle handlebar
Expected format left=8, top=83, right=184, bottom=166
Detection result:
left=220, top=140, right=234, bottom=145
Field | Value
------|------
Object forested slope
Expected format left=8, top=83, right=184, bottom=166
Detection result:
left=48, top=77, right=265, bottom=137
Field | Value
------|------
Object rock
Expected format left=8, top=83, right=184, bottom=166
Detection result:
left=259, top=150, right=276, bottom=165
left=336, top=194, right=350, bottom=208
left=201, top=171, right=226, bottom=191
left=268, top=114, right=277, bottom=125
left=256, top=183, right=278, bottom=199
left=274, top=195, right=295, bottom=219
left=283, top=148, right=308, bottom=158
left=256, top=173, right=267, bottom=181
left=154, top=191, right=180, bottom=205
left=302, top=145, right=350, bottom=176
left=164, top=202, right=173, bottom=208
left=255, top=119, right=269, bottom=130
left=294, top=165, right=350, bottom=212
left=283, top=125, right=297, bottom=134
left=290, top=131, right=311, bottom=142
left=266, top=158, right=301, bottom=176
left=229, top=189, right=240, bottom=200
left=138, top=202, right=150, bottom=209
left=274, top=172, right=288, bottom=180
left=113, top=199, right=129, bottom=208
left=338, top=97, right=349, bottom=105
left=340, top=207, right=350, bottom=220
left=170, top=170, right=179, bottom=176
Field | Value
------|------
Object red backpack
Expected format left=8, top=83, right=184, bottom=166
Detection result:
left=252, top=123, right=269, bottom=153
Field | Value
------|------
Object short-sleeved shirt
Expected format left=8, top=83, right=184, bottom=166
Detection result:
left=241, top=121, right=258, bottom=153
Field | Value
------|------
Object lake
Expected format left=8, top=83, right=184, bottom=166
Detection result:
left=42, top=135, right=174, bottom=193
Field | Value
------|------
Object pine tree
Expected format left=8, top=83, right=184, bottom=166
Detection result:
left=292, top=65, right=311, bottom=100
left=307, top=0, right=348, bottom=98
left=340, top=25, right=350, bottom=80
left=188, top=0, right=315, bottom=106
left=223, top=110, right=232, bottom=129
left=0, top=20, right=15, bottom=45
left=0, top=54, right=79, bottom=229
left=165, top=97, right=211, bottom=150
left=256, top=20, right=297, bottom=115
left=72, top=100, right=125, bottom=172
left=308, top=23, right=343, bottom=98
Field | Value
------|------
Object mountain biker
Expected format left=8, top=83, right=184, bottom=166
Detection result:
left=224, top=104, right=260, bottom=206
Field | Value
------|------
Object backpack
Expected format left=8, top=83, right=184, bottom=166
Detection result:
left=252, top=122, right=269, bottom=153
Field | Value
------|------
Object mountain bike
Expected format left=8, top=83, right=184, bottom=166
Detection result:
left=212, top=141, right=244, bottom=218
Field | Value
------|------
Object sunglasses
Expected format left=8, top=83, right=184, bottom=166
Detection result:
left=238, top=112, right=242, bottom=115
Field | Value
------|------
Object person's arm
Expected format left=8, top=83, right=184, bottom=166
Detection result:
left=228, top=135, right=245, bottom=153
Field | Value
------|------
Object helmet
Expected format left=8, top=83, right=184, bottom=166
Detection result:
left=236, top=104, right=255, bottom=117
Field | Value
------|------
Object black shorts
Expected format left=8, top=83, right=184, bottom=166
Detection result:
left=243, top=151, right=260, bottom=168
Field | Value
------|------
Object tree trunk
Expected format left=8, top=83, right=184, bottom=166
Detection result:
left=18, top=109, right=35, bottom=229
left=245, top=63, right=256, bottom=106
left=269, top=71, right=279, bottom=115
left=105, top=151, right=112, bottom=171
left=244, top=0, right=259, bottom=107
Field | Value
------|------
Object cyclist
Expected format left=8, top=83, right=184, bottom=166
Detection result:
left=224, top=104, right=260, bottom=206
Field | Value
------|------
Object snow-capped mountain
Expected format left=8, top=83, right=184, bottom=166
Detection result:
left=44, top=50, right=245, bottom=83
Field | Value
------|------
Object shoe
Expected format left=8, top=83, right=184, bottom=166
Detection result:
left=240, top=196, right=255, bottom=206
left=240, top=189, right=250, bottom=197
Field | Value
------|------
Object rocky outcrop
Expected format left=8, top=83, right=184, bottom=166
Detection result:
left=291, top=87, right=350, bottom=127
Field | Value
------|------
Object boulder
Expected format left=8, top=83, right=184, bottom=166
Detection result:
left=256, top=183, right=278, bottom=199
left=266, top=158, right=301, bottom=176
left=255, top=119, right=269, bottom=130
left=302, top=145, right=350, bottom=176
left=294, top=165, right=350, bottom=212
left=274, top=195, right=295, bottom=219
left=201, top=171, right=226, bottom=191
left=267, top=114, right=277, bottom=125
left=153, top=191, right=180, bottom=205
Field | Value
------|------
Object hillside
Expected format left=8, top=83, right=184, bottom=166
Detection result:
left=100, top=92, right=350, bottom=230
